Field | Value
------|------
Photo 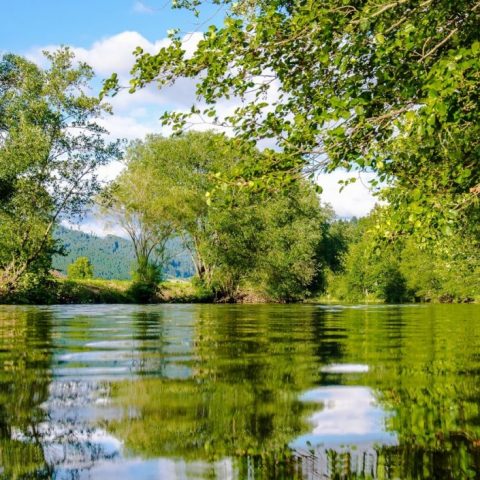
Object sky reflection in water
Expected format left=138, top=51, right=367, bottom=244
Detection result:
left=1, top=304, right=479, bottom=479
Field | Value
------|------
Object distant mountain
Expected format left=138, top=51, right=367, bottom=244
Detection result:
left=52, top=226, right=194, bottom=280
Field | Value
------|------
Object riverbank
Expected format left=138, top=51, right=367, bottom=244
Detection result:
left=1, top=277, right=477, bottom=305
left=59, top=278, right=218, bottom=304
left=0, top=278, right=213, bottom=305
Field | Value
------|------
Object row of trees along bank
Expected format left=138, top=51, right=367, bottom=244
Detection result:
left=100, top=132, right=348, bottom=302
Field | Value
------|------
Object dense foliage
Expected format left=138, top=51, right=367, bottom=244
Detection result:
left=0, top=49, right=121, bottom=295
left=66, top=257, right=94, bottom=280
left=327, top=208, right=480, bottom=303
left=106, top=132, right=342, bottom=301
left=103, top=0, right=480, bottom=244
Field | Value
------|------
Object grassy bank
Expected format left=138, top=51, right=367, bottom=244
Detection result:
left=54, top=278, right=272, bottom=304
left=0, top=278, right=213, bottom=305
left=2, top=277, right=477, bottom=305
left=58, top=278, right=216, bottom=304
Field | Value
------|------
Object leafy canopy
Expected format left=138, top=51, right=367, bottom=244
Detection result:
left=0, top=48, right=121, bottom=293
left=67, top=257, right=94, bottom=279
left=106, top=132, right=337, bottom=301
left=103, top=0, right=480, bottom=241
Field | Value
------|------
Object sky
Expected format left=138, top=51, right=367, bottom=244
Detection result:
left=1, top=0, right=377, bottom=236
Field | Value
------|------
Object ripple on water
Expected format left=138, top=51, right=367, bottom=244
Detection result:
left=0, top=303, right=479, bottom=479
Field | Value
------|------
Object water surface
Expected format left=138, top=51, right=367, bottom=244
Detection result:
left=0, top=304, right=479, bottom=479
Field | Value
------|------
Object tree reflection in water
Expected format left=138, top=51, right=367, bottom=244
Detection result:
left=0, top=307, right=53, bottom=479
left=1, top=304, right=480, bottom=479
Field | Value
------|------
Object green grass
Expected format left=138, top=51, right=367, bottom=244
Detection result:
left=1, top=276, right=307, bottom=305
left=158, top=279, right=213, bottom=303
left=56, top=278, right=133, bottom=303
left=309, top=293, right=385, bottom=304
left=54, top=277, right=213, bottom=304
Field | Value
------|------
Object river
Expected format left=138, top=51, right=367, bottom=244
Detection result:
left=0, top=304, right=479, bottom=479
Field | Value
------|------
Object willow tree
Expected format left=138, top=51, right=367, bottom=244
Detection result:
left=102, top=131, right=236, bottom=284
left=0, top=49, right=121, bottom=294
left=104, top=0, right=480, bottom=242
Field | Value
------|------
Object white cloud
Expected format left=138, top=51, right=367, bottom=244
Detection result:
left=96, top=160, right=125, bottom=182
left=73, top=31, right=170, bottom=76
left=27, top=31, right=379, bottom=219
left=97, top=113, right=166, bottom=141
left=27, top=30, right=203, bottom=79
left=132, top=1, right=156, bottom=14
left=317, top=170, right=379, bottom=218
left=61, top=218, right=127, bottom=238
left=25, top=31, right=204, bottom=144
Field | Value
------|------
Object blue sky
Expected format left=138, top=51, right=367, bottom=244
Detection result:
left=1, top=0, right=376, bottom=234
left=1, top=0, right=221, bottom=52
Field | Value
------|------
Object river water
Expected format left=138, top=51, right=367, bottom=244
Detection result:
left=0, top=304, right=479, bottom=479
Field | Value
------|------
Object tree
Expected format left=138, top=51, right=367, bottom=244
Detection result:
left=103, top=0, right=480, bottom=241
left=110, top=131, right=251, bottom=286
left=400, top=235, right=480, bottom=302
left=327, top=207, right=480, bottom=303
left=109, top=131, right=335, bottom=301
left=0, top=49, right=121, bottom=294
left=67, top=257, right=94, bottom=279
left=101, top=166, right=174, bottom=285
left=205, top=182, right=330, bottom=301
left=253, top=189, right=327, bottom=302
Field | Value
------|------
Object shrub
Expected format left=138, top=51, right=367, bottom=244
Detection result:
left=128, top=259, right=162, bottom=303
left=67, top=257, right=94, bottom=279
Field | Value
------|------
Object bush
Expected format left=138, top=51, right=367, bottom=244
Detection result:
left=128, top=259, right=162, bottom=303
left=0, top=273, right=58, bottom=304
left=127, top=281, right=158, bottom=303
left=67, top=257, right=94, bottom=279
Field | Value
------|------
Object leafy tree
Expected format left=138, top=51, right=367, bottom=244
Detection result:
left=101, top=166, right=174, bottom=285
left=115, top=131, right=254, bottom=283
left=103, top=0, right=480, bottom=242
left=100, top=156, right=182, bottom=301
left=200, top=184, right=327, bottom=302
left=328, top=208, right=479, bottom=303
left=0, top=49, right=121, bottom=295
left=107, top=132, right=253, bottom=286
left=67, top=257, right=94, bottom=279
left=400, top=235, right=480, bottom=302
left=110, top=132, right=336, bottom=301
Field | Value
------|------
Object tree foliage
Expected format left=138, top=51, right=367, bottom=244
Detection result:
left=0, top=49, right=121, bottom=294
left=204, top=183, right=330, bottom=301
left=106, top=132, right=339, bottom=301
left=327, top=208, right=480, bottom=303
left=112, top=131, right=236, bottom=284
left=103, top=0, right=480, bottom=241
left=101, top=166, right=174, bottom=286
left=67, top=257, right=94, bottom=279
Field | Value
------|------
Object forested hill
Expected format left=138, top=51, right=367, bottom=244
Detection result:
left=52, top=226, right=194, bottom=280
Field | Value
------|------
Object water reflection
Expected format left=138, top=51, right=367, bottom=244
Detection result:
left=0, top=304, right=479, bottom=478
left=296, top=386, right=396, bottom=445
left=0, top=307, right=53, bottom=479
